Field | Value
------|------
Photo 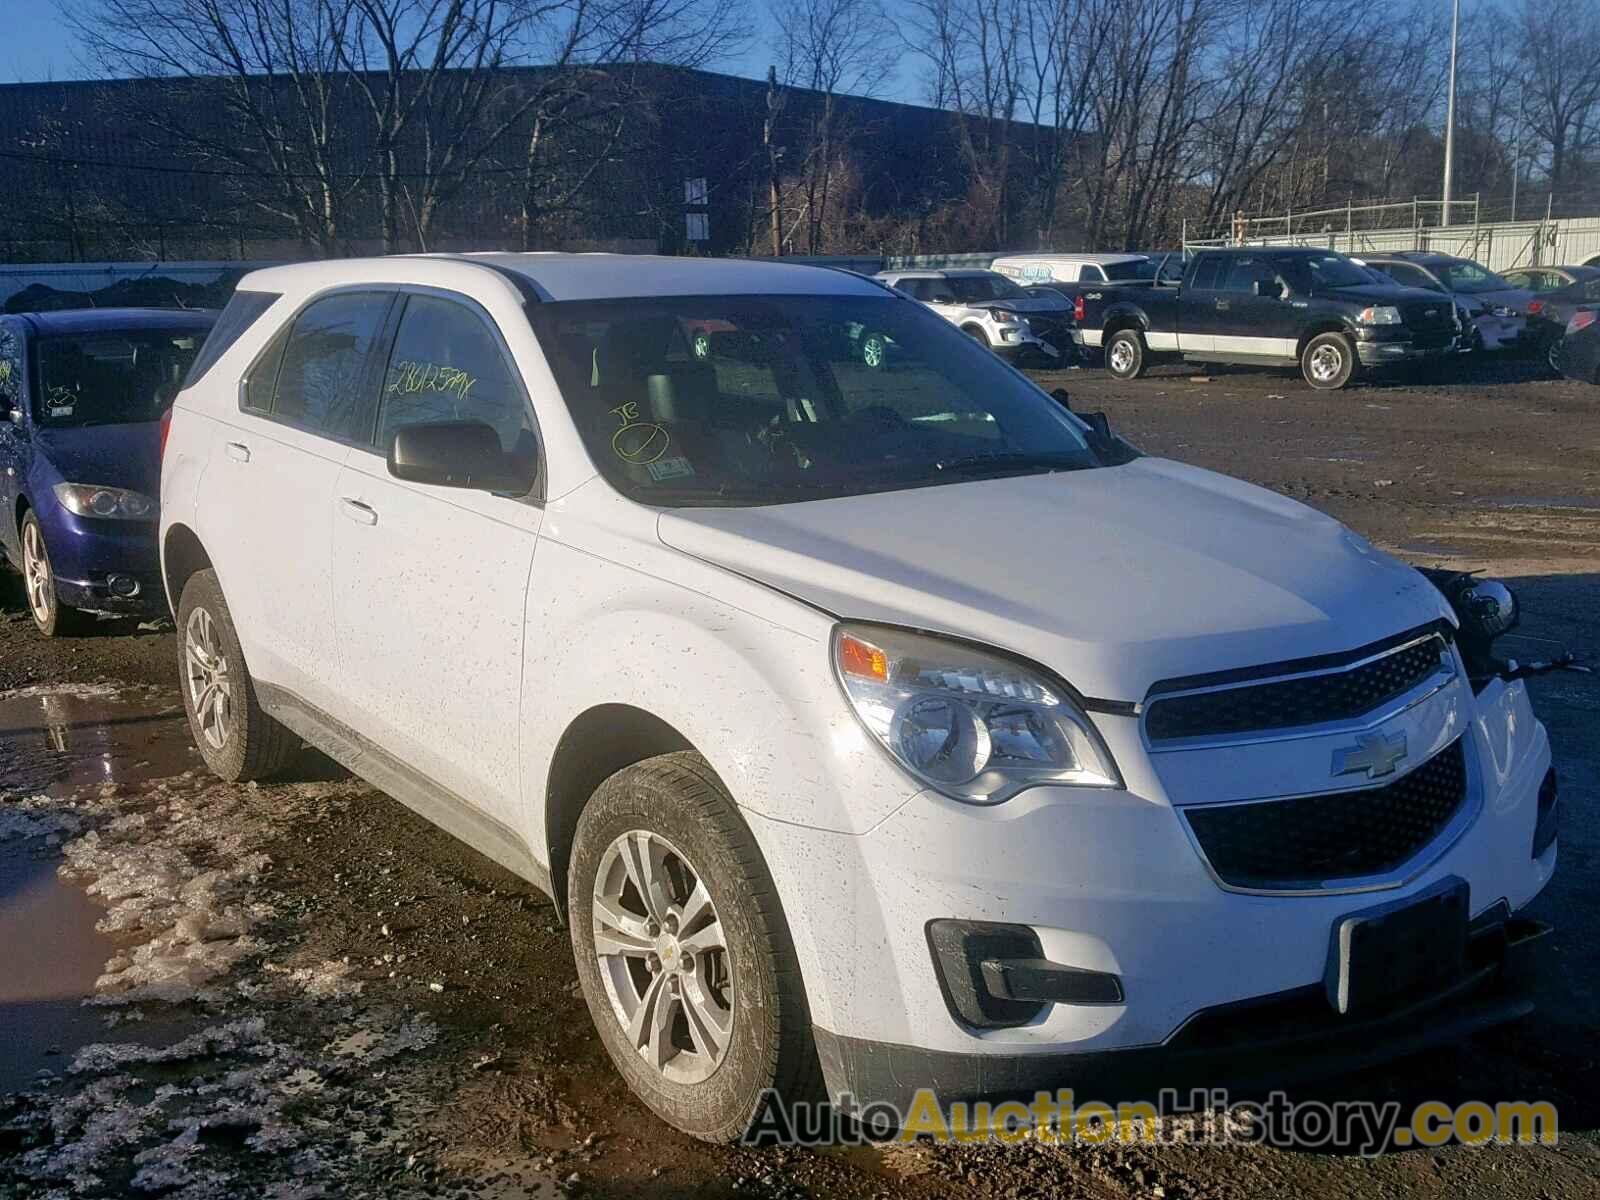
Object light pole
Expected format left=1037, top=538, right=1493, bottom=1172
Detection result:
left=1442, top=0, right=1461, bottom=225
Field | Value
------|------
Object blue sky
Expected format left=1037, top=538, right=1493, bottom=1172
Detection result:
left=5, top=10, right=83, bottom=82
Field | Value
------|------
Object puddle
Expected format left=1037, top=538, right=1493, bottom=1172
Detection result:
left=1479, top=494, right=1600, bottom=511
left=0, top=687, right=199, bottom=1093
left=0, top=845, right=119, bottom=1091
left=0, top=686, right=196, bottom=796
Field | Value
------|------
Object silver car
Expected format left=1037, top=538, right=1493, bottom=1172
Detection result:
left=1356, top=253, right=1533, bottom=352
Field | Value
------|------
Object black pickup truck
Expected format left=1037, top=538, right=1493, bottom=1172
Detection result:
left=1079, top=247, right=1461, bottom=389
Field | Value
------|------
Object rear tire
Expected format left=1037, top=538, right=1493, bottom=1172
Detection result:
left=176, top=568, right=299, bottom=782
left=20, top=511, right=89, bottom=638
left=569, top=752, right=821, bottom=1142
left=1301, top=332, right=1355, bottom=390
left=1105, top=328, right=1148, bottom=379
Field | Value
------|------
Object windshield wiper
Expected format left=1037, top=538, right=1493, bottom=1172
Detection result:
left=932, top=451, right=1091, bottom=476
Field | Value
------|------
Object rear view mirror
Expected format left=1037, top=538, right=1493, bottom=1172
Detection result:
left=388, top=420, right=536, bottom=494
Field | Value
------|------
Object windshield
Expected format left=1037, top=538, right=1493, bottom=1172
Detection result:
left=945, top=274, right=1027, bottom=303
left=1297, top=254, right=1377, bottom=289
left=1436, top=259, right=1510, bottom=294
left=532, top=294, right=1100, bottom=507
left=1104, top=259, right=1159, bottom=282
left=35, top=330, right=204, bottom=427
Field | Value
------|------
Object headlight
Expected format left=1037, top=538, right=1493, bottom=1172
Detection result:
left=833, top=624, right=1120, bottom=803
left=53, top=482, right=156, bottom=520
left=1357, top=306, right=1402, bottom=325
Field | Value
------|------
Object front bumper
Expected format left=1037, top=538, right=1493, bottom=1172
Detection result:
left=752, top=676, right=1555, bottom=1108
left=1354, top=335, right=1455, bottom=366
left=817, top=912, right=1548, bottom=1111
left=43, top=507, right=166, bottom=615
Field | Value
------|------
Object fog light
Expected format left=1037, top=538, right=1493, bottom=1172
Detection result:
left=107, top=574, right=140, bottom=598
left=927, top=919, right=1124, bottom=1030
left=1533, top=768, right=1558, bottom=859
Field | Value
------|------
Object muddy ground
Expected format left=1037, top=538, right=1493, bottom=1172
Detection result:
left=1, top=354, right=1597, bottom=1199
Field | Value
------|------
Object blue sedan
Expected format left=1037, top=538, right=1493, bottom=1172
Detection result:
left=0, top=308, right=215, bottom=635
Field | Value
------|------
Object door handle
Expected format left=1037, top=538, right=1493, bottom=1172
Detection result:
left=1214, top=298, right=1231, bottom=310
left=225, top=441, right=251, bottom=463
left=339, top=497, right=378, bottom=526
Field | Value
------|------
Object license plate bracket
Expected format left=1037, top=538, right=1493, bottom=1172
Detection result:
left=1325, top=877, right=1469, bottom=1015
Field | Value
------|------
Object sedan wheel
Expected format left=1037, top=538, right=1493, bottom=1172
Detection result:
left=591, top=829, right=733, bottom=1085
left=22, top=518, right=52, bottom=626
left=184, top=604, right=235, bottom=752
left=19, top=512, right=84, bottom=637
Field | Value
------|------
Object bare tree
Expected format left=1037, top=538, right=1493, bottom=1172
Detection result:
left=1517, top=0, right=1600, bottom=195
left=771, top=0, right=894, bottom=253
left=67, top=0, right=366, bottom=254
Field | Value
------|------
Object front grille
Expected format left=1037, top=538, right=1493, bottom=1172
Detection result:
left=1145, top=635, right=1449, bottom=743
left=1401, top=301, right=1456, bottom=342
left=1185, top=739, right=1468, bottom=890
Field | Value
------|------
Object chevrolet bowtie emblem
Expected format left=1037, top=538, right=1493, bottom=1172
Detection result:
left=1332, top=731, right=1409, bottom=780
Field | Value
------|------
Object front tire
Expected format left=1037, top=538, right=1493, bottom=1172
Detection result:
left=569, top=752, right=820, bottom=1142
left=1302, top=332, right=1355, bottom=389
left=962, top=325, right=991, bottom=350
left=20, top=511, right=87, bottom=637
left=176, top=568, right=298, bottom=781
left=1105, top=328, right=1148, bottom=379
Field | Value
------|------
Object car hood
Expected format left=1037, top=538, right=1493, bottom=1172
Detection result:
left=33, top=422, right=161, bottom=496
left=1464, top=286, right=1534, bottom=313
left=656, top=458, right=1452, bottom=701
left=1315, top=282, right=1443, bottom=306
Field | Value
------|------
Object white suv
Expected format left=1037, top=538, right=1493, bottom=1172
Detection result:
left=161, top=253, right=1556, bottom=1139
left=874, top=268, right=1066, bottom=362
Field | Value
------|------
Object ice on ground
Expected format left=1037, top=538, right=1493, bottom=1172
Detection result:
left=3, top=768, right=452, bottom=1198
left=0, top=683, right=121, bottom=702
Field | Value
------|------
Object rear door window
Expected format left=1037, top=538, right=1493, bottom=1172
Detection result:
left=1220, top=257, right=1281, bottom=295
left=1188, top=257, right=1223, bottom=291
left=376, top=293, right=535, bottom=458
left=269, top=291, right=393, bottom=443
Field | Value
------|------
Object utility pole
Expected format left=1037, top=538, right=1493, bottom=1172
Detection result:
left=765, top=66, right=784, bottom=258
left=1442, top=0, right=1461, bottom=225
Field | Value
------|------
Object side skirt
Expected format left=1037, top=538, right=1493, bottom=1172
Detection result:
left=256, top=681, right=554, bottom=901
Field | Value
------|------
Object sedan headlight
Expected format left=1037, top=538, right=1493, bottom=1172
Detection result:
left=1357, top=306, right=1403, bottom=325
left=833, top=624, right=1120, bottom=803
left=53, top=482, right=156, bottom=520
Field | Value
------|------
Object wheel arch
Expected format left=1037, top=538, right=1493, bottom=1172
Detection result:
left=1102, top=307, right=1148, bottom=339
left=1296, top=320, right=1354, bottom=357
left=544, top=703, right=696, bottom=919
left=162, top=523, right=213, bottom=615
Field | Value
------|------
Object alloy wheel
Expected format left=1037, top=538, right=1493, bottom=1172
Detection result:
left=1109, top=339, right=1135, bottom=374
left=1309, top=343, right=1344, bottom=384
left=591, top=829, right=733, bottom=1085
left=184, top=605, right=234, bottom=751
left=862, top=335, right=886, bottom=368
left=21, top=520, right=53, bottom=625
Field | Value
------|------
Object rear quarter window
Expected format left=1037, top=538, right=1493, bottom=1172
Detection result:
left=183, top=290, right=281, bottom=388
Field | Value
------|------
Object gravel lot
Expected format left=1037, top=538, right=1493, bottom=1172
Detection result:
left=1, top=354, right=1596, bottom=1199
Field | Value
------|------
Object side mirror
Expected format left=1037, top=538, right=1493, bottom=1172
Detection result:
left=6, top=407, right=21, bottom=426
left=1253, top=280, right=1286, bottom=299
left=1080, top=410, right=1140, bottom=465
left=387, top=420, right=536, bottom=494
left=1050, top=387, right=1073, bottom=411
